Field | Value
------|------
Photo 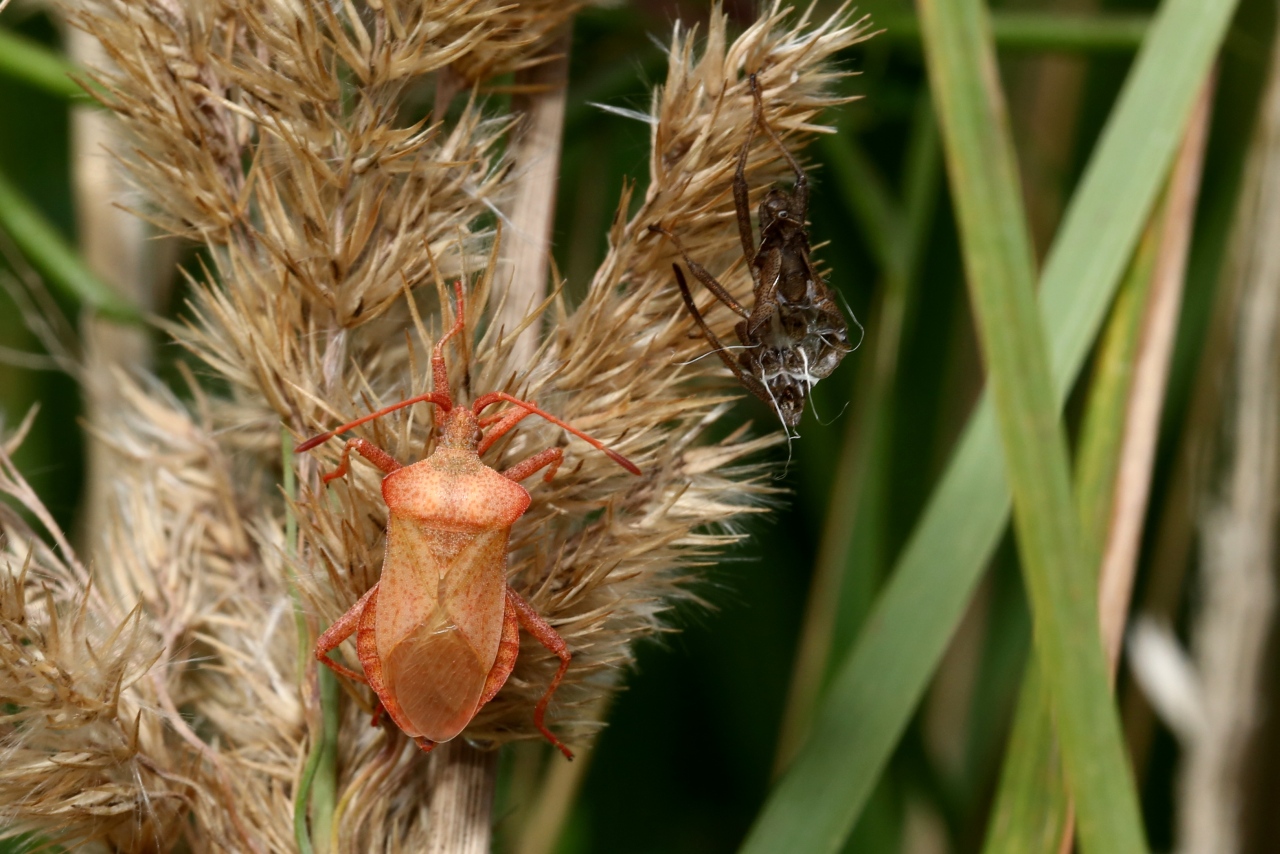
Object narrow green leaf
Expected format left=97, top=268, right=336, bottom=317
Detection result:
left=982, top=198, right=1166, bottom=854
left=0, top=169, right=140, bottom=323
left=0, top=30, right=91, bottom=103
left=881, top=12, right=1151, bottom=53
left=915, top=1, right=1145, bottom=849
left=285, top=430, right=338, bottom=854
left=741, top=0, right=1236, bottom=850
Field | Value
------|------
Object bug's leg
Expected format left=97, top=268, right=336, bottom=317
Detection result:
left=477, top=404, right=538, bottom=455
left=506, top=587, right=574, bottom=761
left=474, top=594, right=521, bottom=713
left=322, top=437, right=402, bottom=485
left=673, top=266, right=772, bottom=404
left=648, top=225, right=751, bottom=319
left=734, top=76, right=763, bottom=272
left=316, top=583, right=378, bottom=682
left=750, top=73, right=808, bottom=217
left=413, top=738, right=438, bottom=753
left=500, top=448, right=564, bottom=484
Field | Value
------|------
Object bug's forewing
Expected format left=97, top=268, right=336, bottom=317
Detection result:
left=377, top=515, right=510, bottom=742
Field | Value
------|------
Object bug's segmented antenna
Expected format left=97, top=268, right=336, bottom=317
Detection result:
left=295, top=392, right=454, bottom=453
left=296, top=279, right=473, bottom=455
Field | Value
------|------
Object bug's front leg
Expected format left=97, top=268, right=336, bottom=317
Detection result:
left=477, top=404, right=538, bottom=455
left=316, top=583, right=378, bottom=682
left=321, top=437, right=402, bottom=484
left=500, top=448, right=564, bottom=484
left=734, top=76, right=763, bottom=273
left=506, top=587, right=574, bottom=760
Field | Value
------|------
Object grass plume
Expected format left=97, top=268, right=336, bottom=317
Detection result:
left=2, top=1, right=872, bottom=848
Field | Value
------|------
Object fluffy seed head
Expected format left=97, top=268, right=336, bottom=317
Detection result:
left=3, top=1, right=874, bottom=849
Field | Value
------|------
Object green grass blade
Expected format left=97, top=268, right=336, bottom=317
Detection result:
left=982, top=199, right=1165, bottom=854
left=284, top=431, right=338, bottom=853
left=1037, top=0, right=1234, bottom=395
left=914, top=2, right=1146, bottom=850
left=0, top=168, right=140, bottom=323
left=740, top=0, right=1236, bottom=850
left=0, top=30, right=91, bottom=103
left=882, top=12, right=1151, bottom=53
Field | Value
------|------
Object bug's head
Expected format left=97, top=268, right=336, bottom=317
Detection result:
left=759, top=188, right=804, bottom=236
left=439, top=406, right=483, bottom=452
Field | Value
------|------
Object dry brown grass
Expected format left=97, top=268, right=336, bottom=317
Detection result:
left=1, top=2, right=872, bottom=849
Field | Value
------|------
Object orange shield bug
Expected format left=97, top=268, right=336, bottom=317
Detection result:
left=296, top=281, right=641, bottom=759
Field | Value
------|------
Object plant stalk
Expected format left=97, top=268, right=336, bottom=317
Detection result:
left=426, top=741, right=499, bottom=854
left=495, top=27, right=572, bottom=366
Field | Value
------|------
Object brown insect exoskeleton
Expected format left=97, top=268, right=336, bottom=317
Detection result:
left=296, top=282, right=641, bottom=759
left=650, top=73, right=856, bottom=430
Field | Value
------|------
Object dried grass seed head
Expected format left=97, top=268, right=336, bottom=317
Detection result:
left=4, top=0, right=878, bottom=849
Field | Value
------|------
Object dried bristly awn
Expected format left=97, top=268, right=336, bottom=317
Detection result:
left=675, top=342, right=761, bottom=367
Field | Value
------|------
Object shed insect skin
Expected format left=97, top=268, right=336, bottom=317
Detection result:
left=296, top=282, right=641, bottom=760
left=650, top=72, right=853, bottom=429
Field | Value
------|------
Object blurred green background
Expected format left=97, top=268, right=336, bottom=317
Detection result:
left=3, top=0, right=1279, bottom=852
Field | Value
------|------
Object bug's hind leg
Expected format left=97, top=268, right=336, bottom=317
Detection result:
left=505, top=588, right=574, bottom=761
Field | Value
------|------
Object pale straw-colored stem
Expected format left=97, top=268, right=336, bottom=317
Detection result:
left=68, top=27, right=154, bottom=553
left=1178, top=38, right=1280, bottom=854
left=426, top=740, right=499, bottom=854
left=1097, top=78, right=1212, bottom=671
left=495, top=27, right=571, bottom=366
left=427, top=30, right=572, bottom=852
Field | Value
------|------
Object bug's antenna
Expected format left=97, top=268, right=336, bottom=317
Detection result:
left=298, top=280, right=471, bottom=455
left=296, top=392, right=455, bottom=453
left=472, top=392, right=642, bottom=476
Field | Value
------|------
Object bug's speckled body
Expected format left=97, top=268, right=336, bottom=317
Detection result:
left=301, top=284, right=640, bottom=758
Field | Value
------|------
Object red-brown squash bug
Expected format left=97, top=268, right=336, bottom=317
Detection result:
left=296, top=282, right=640, bottom=759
